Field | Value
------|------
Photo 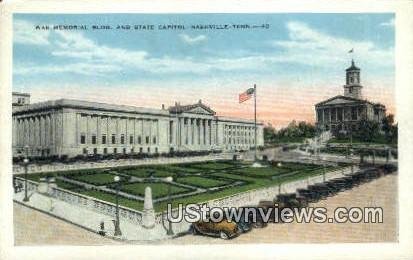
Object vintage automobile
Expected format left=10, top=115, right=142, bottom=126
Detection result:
left=276, top=193, right=300, bottom=209
left=257, top=200, right=280, bottom=223
left=238, top=206, right=268, bottom=229
left=297, top=188, right=321, bottom=203
left=190, top=217, right=241, bottom=239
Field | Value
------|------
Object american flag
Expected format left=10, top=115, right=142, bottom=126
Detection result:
left=239, top=87, right=255, bottom=103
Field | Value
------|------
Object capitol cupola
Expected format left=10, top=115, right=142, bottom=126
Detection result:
left=344, top=59, right=362, bottom=99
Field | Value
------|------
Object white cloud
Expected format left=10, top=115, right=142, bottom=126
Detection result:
left=14, top=62, right=121, bottom=76
left=14, top=19, right=50, bottom=45
left=179, top=34, right=207, bottom=45
left=13, top=19, right=393, bottom=78
left=380, top=18, right=395, bottom=27
left=270, top=21, right=394, bottom=69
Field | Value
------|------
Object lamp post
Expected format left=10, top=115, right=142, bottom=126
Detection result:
left=23, top=145, right=30, bottom=202
left=321, top=155, right=326, bottom=182
left=165, top=176, right=174, bottom=236
left=113, top=175, right=122, bottom=236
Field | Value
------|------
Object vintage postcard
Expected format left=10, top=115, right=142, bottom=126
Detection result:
left=1, top=0, right=412, bottom=259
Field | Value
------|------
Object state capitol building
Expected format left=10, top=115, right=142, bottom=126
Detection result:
left=12, top=95, right=264, bottom=158
left=315, top=60, right=387, bottom=135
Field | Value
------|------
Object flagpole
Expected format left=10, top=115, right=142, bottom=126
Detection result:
left=254, top=84, right=257, bottom=161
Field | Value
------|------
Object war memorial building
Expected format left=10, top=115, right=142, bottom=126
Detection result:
left=315, top=60, right=386, bottom=135
left=12, top=96, right=264, bottom=158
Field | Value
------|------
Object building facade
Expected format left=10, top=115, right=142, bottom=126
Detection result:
left=12, top=97, right=264, bottom=158
left=315, top=60, right=386, bottom=135
left=12, top=92, right=31, bottom=108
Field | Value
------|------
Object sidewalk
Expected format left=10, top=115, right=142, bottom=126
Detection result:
left=13, top=191, right=174, bottom=242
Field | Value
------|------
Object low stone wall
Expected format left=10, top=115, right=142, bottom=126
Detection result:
left=14, top=177, right=144, bottom=226
left=13, top=153, right=238, bottom=174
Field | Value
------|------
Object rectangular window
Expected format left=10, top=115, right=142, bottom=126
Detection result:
left=139, top=147, right=143, bottom=153
left=155, top=147, right=158, bottom=153
left=93, top=148, right=97, bottom=155
left=146, top=136, right=150, bottom=144
left=130, top=135, right=134, bottom=144
left=153, top=136, right=156, bottom=144
left=147, top=147, right=151, bottom=153
left=123, top=148, right=126, bottom=154
left=131, top=148, right=134, bottom=153
left=113, top=148, right=117, bottom=154
left=112, top=134, right=116, bottom=144
left=120, top=134, right=125, bottom=144
left=102, top=135, right=107, bottom=144
left=91, top=135, right=97, bottom=144
left=103, top=148, right=107, bottom=154
left=83, top=148, right=87, bottom=154
left=80, top=134, right=86, bottom=144
left=138, top=136, right=142, bottom=144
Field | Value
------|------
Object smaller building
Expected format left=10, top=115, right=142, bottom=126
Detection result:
left=315, top=60, right=386, bottom=135
left=12, top=92, right=31, bottom=108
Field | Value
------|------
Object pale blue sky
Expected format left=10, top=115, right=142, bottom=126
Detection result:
left=12, top=13, right=395, bottom=126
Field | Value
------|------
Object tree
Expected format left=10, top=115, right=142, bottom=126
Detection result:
left=264, top=124, right=276, bottom=143
left=382, top=114, right=395, bottom=142
left=355, top=119, right=380, bottom=142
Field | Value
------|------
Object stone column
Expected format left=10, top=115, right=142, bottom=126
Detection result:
left=200, top=119, right=203, bottom=146
left=194, top=119, right=198, bottom=146
left=12, top=117, right=16, bottom=148
left=37, top=116, right=41, bottom=148
left=191, top=118, right=195, bottom=145
left=41, top=115, right=46, bottom=147
left=87, top=114, right=91, bottom=145
left=335, top=108, right=338, bottom=122
left=180, top=118, right=185, bottom=146
left=322, top=109, right=325, bottom=125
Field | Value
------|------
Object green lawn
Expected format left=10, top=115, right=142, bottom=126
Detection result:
left=120, top=182, right=192, bottom=199
left=70, top=173, right=123, bottom=185
left=55, top=179, right=83, bottom=190
left=79, top=190, right=143, bottom=210
left=152, top=164, right=202, bottom=174
left=235, top=166, right=289, bottom=177
left=176, top=176, right=233, bottom=189
left=328, top=137, right=397, bottom=146
left=15, top=160, right=345, bottom=212
left=187, top=161, right=238, bottom=170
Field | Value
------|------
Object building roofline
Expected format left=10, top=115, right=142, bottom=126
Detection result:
left=12, top=98, right=264, bottom=124
left=216, top=116, right=263, bottom=125
left=315, top=95, right=384, bottom=108
left=168, top=100, right=216, bottom=115
left=12, top=98, right=170, bottom=116
left=12, top=92, right=31, bottom=97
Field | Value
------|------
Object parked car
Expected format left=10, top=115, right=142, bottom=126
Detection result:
left=257, top=200, right=280, bottom=223
left=297, top=188, right=321, bottom=203
left=238, top=206, right=268, bottom=229
left=190, top=217, right=241, bottom=239
left=276, top=193, right=305, bottom=209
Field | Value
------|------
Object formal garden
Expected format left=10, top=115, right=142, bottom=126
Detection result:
left=16, top=160, right=346, bottom=212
